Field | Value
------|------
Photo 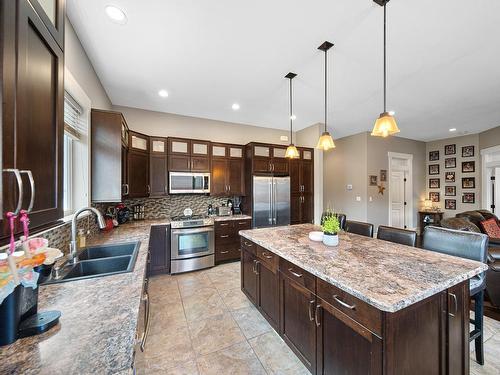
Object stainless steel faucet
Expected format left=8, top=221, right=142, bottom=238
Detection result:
left=68, top=207, right=107, bottom=264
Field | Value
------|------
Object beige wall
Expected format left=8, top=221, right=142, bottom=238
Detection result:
left=65, top=18, right=111, bottom=110
left=323, top=132, right=368, bottom=221
left=479, top=125, right=500, bottom=151
left=114, top=105, right=293, bottom=146
left=426, top=134, right=480, bottom=217
left=367, top=135, right=426, bottom=230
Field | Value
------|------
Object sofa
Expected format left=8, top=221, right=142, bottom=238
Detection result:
left=440, top=210, right=500, bottom=308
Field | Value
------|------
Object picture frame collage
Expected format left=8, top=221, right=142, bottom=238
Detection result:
left=428, top=143, right=475, bottom=210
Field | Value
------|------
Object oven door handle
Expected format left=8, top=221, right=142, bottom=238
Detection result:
left=171, top=227, right=214, bottom=235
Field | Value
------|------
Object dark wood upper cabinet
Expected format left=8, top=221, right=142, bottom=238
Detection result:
left=167, top=137, right=210, bottom=172
left=168, top=137, right=191, bottom=155
left=211, top=159, right=227, bottom=196
left=289, top=148, right=314, bottom=224
left=127, top=131, right=149, bottom=198
left=149, top=137, right=168, bottom=197
left=91, top=110, right=128, bottom=202
left=246, top=143, right=289, bottom=175
left=1, top=0, right=64, bottom=239
left=28, top=0, right=65, bottom=50
left=168, top=155, right=191, bottom=172
left=210, top=143, right=245, bottom=196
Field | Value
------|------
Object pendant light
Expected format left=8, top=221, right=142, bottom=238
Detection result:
left=371, top=0, right=400, bottom=137
left=285, top=72, right=300, bottom=159
left=316, top=41, right=336, bottom=151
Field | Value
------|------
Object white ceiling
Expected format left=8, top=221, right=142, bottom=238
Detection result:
left=67, top=0, right=500, bottom=141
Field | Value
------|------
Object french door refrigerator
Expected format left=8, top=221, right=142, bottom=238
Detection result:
left=252, top=176, right=290, bottom=228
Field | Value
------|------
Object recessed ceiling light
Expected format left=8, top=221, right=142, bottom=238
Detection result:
left=105, top=5, right=127, bottom=24
left=449, top=128, right=457, bottom=132
left=290, top=114, right=297, bottom=121
left=232, top=103, right=240, bottom=111
left=158, top=89, right=169, bottom=98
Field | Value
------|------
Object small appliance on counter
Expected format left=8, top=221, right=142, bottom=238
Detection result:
left=217, top=205, right=232, bottom=217
left=207, top=204, right=215, bottom=216
left=233, top=197, right=242, bottom=215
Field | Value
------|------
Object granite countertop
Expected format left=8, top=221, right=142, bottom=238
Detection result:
left=0, top=219, right=165, bottom=375
left=213, top=214, right=252, bottom=222
left=239, top=224, right=488, bottom=313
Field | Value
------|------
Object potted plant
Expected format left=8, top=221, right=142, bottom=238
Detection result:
left=321, top=215, right=340, bottom=246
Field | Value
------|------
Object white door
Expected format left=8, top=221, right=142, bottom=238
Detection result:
left=390, top=170, right=406, bottom=228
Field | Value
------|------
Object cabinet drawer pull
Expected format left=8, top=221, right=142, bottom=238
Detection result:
left=220, top=250, right=229, bottom=254
left=238, top=222, right=247, bottom=225
left=333, top=295, right=356, bottom=310
left=261, top=252, right=273, bottom=259
left=449, top=293, right=458, bottom=317
left=288, top=268, right=303, bottom=278
left=220, top=235, right=230, bottom=238
left=244, top=241, right=253, bottom=247
left=314, top=304, right=321, bottom=326
left=308, top=300, right=315, bottom=321
left=220, top=223, right=230, bottom=226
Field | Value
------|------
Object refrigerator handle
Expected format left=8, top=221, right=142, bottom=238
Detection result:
left=268, top=180, right=273, bottom=225
left=273, top=180, right=277, bottom=225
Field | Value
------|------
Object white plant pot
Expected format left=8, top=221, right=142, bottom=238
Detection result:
left=322, top=234, right=338, bottom=247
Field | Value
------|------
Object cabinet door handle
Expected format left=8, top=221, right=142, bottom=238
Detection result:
left=220, top=250, right=229, bottom=254
left=140, top=291, right=151, bottom=352
left=261, top=252, right=273, bottom=259
left=315, top=304, right=321, bottom=326
left=308, top=300, right=315, bottom=321
left=244, top=241, right=253, bottom=247
left=449, top=293, right=458, bottom=317
left=3, top=169, right=23, bottom=215
left=20, top=170, right=35, bottom=213
left=228, top=185, right=231, bottom=192
left=252, top=259, right=256, bottom=273
left=288, top=268, right=303, bottom=278
left=147, top=185, right=151, bottom=194
left=220, top=235, right=230, bottom=238
left=333, top=295, right=356, bottom=310
left=255, top=260, right=260, bottom=275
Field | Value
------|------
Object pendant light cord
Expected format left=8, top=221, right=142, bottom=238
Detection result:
left=289, top=77, right=293, bottom=143
left=383, top=3, right=387, bottom=113
left=324, top=48, right=328, bottom=132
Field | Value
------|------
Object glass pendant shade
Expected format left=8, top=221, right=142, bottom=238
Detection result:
left=316, top=131, right=335, bottom=150
left=285, top=144, right=300, bottom=159
left=371, top=112, right=400, bottom=138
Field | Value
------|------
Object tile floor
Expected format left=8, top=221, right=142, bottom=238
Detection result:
left=136, top=261, right=500, bottom=375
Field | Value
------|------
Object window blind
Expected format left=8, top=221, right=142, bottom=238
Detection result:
left=64, top=91, right=86, bottom=139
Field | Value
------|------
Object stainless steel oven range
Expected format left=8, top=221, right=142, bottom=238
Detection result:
left=170, top=215, right=214, bottom=274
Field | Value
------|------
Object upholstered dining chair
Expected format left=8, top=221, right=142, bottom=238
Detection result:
left=345, top=220, right=374, bottom=238
left=422, top=226, right=488, bottom=365
left=377, top=225, right=417, bottom=247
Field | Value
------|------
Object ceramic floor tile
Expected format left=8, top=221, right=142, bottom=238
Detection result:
left=150, top=302, right=188, bottom=330
left=207, top=273, right=241, bottom=291
left=142, top=360, right=200, bottom=375
left=219, top=288, right=253, bottom=311
left=470, top=334, right=500, bottom=374
left=196, top=341, right=266, bottom=375
left=144, top=326, right=196, bottom=370
left=182, top=287, right=227, bottom=322
left=249, top=331, right=310, bottom=375
left=232, top=305, right=272, bottom=339
left=188, top=313, right=246, bottom=356
left=176, top=272, right=214, bottom=297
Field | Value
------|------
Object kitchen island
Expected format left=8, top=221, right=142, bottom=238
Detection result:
left=239, top=224, right=488, bottom=375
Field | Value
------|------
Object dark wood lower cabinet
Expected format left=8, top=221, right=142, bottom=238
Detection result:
left=215, top=219, right=251, bottom=264
left=147, top=225, right=170, bottom=276
left=241, top=237, right=470, bottom=375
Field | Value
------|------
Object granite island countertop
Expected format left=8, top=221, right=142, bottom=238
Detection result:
left=239, top=224, right=488, bottom=313
left=213, top=214, right=252, bottom=222
left=0, top=219, right=169, bottom=375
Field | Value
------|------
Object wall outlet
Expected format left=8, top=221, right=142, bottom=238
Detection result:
left=346, top=184, right=353, bottom=191
left=356, top=196, right=361, bottom=202
left=369, top=196, right=373, bottom=202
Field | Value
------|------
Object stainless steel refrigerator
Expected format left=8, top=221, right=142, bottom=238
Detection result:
left=252, top=176, right=290, bottom=228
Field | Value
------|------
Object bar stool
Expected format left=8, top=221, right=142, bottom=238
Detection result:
left=345, top=220, right=374, bottom=237
left=422, top=226, right=488, bottom=365
left=377, top=225, right=417, bottom=247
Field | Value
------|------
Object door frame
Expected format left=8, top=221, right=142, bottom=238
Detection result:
left=481, top=145, right=500, bottom=211
left=387, top=152, right=413, bottom=229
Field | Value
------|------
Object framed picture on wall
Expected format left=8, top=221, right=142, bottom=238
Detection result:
left=462, top=145, right=474, bottom=157
left=429, top=151, right=439, bottom=161
left=462, top=177, right=475, bottom=189
left=445, top=186, right=456, bottom=196
left=445, top=144, right=456, bottom=155
left=429, top=178, right=440, bottom=189
left=429, top=164, right=440, bottom=175
left=445, top=172, right=455, bottom=183
left=445, top=158, right=456, bottom=169
left=429, top=192, right=440, bottom=202
left=462, top=192, right=475, bottom=203
left=369, top=175, right=378, bottom=186
left=445, top=199, right=456, bottom=210
left=380, top=170, right=387, bottom=182
left=462, top=161, right=475, bottom=173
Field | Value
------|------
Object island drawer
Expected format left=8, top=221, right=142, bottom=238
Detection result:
left=234, top=219, right=251, bottom=231
left=256, top=247, right=278, bottom=272
left=241, top=238, right=256, bottom=255
left=279, top=258, right=315, bottom=293
left=317, top=278, right=382, bottom=335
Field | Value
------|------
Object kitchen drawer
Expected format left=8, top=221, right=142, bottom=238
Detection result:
left=216, top=232, right=235, bottom=244
left=215, top=244, right=240, bottom=262
left=256, top=246, right=278, bottom=273
left=317, top=278, right=382, bottom=336
left=279, top=258, right=315, bottom=293
left=233, top=219, right=251, bottom=232
left=215, top=220, right=233, bottom=233
left=241, top=238, right=256, bottom=255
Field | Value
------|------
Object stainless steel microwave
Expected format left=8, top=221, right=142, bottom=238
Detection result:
left=169, top=172, right=210, bottom=194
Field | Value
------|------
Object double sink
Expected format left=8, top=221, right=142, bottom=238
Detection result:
left=43, top=241, right=140, bottom=284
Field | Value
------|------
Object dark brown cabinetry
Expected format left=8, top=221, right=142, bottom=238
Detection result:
left=210, top=143, right=245, bottom=196
left=149, top=137, right=168, bottom=197
left=167, top=138, right=210, bottom=172
left=215, top=219, right=250, bottom=263
left=290, top=148, right=314, bottom=224
left=28, top=0, right=65, bottom=49
left=241, top=237, right=470, bottom=375
left=246, top=143, right=289, bottom=175
left=1, top=0, right=64, bottom=239
left=147, top=224, right=170, bottom=276
left=128, top=131, right=150, bottom=198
